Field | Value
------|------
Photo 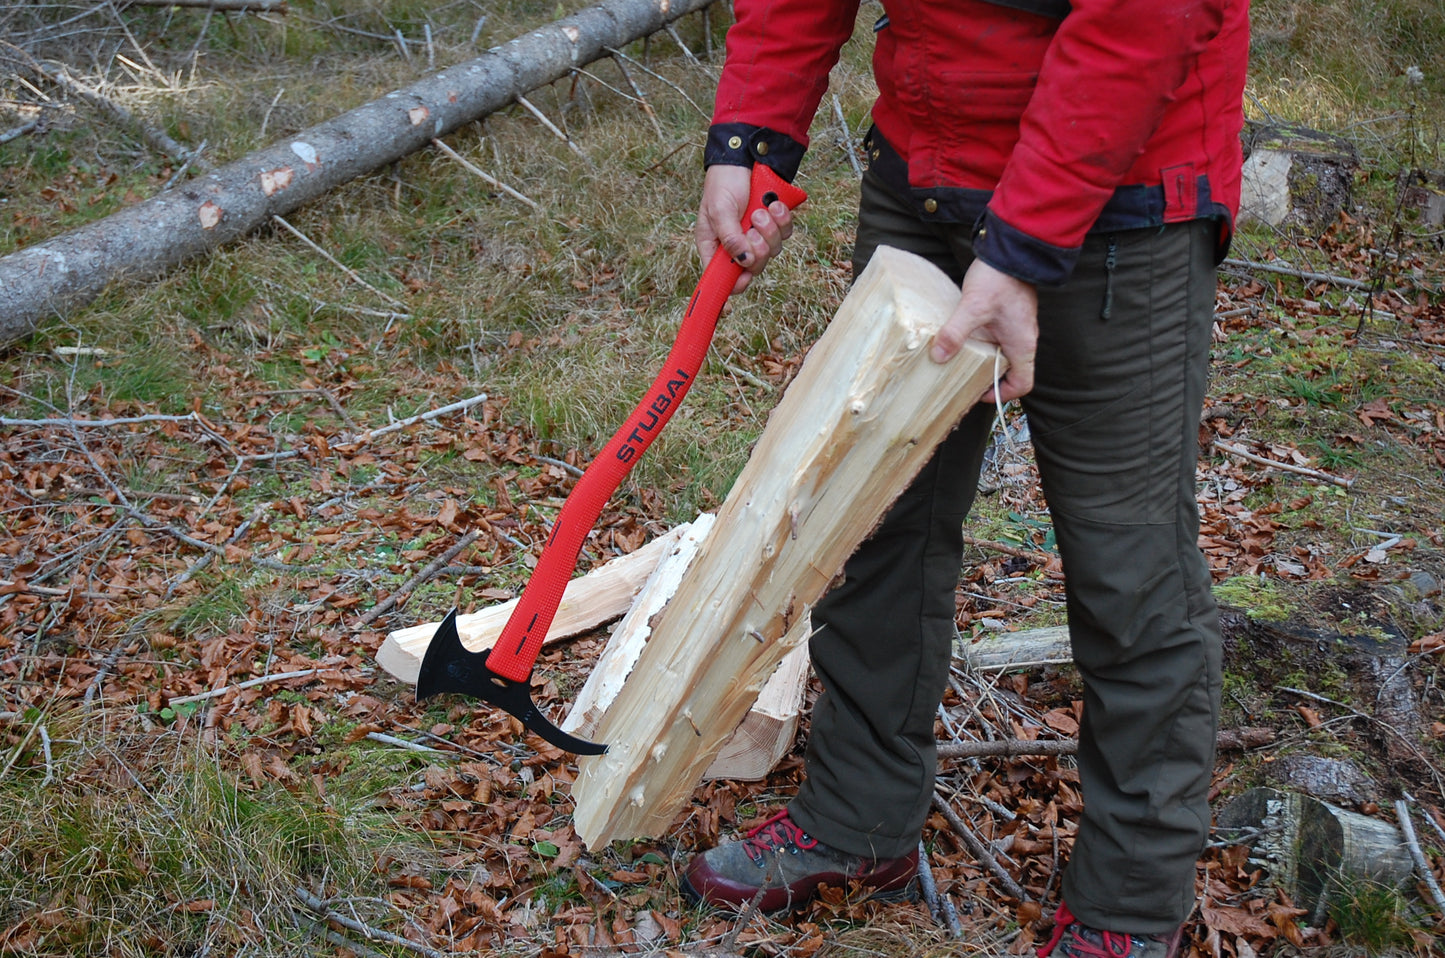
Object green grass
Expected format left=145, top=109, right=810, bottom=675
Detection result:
left=0, top=725, right=421, bottom=956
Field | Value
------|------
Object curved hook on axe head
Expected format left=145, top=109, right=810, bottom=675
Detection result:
left=415, top=609, right=607, bottom=756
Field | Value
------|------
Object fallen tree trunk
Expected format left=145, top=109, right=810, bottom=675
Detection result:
left=571, top=247, right=1002, bottom=847
left=0, top=0, right=715, bottom=343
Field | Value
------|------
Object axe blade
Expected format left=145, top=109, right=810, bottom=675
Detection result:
left=415, top=609, right=607, bottom=756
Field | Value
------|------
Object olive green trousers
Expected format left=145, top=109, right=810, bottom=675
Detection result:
left=787, top=168, right=1223, bottom=935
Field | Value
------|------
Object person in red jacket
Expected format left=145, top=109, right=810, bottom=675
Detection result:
left=679, top=1, right=1250, bottom=955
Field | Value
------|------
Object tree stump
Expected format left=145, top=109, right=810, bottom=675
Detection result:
left=1216, top=786, right=1413, bottom=925
left=1238, top=123, right=1360, bottom=232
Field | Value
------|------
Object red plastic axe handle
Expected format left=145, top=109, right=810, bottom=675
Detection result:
left=485, top=164, right=807, bottom=682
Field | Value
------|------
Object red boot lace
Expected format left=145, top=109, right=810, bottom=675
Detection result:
left=741, top=810, right=819, bottom=865
left=1037, top=903, right=1137, bottom=958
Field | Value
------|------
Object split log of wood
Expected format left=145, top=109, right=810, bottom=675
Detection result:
left=375, top=521, right=694, bottom=685
left=0, top=0, right=718, bottom=342
left=703, top=642, right=809, bottom=781
left=570, top=246, right=1002, bottom=848
left=561, top=512, right=811, bottom=781
left=563, top=515, right=718, bottom=737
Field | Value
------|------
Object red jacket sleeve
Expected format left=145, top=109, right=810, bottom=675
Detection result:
left=706, top=0, right=863, bottom=180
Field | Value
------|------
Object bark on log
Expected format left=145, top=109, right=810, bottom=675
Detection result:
left=570, top=247, right=1002, bottom=848
left=0, top=0, right=716, bottom=342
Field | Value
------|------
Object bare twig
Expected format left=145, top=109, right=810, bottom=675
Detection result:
left=430, top=138, right=539, bottom=209
left=356, top=529, right=480, bottom=626
left=961, top=534, right=1054, bottom=563
left=1395, top=800, right=1445, bottom=917
left=168, top=667, right=339, bottom=706
left=365, top=732, right=441, bottom=753
left=663, top=23, right=702, bottom=66
left=40, top=62, right=201, bottom=166
left=1212, top=440, right=1353, bottom=488
left=832, top=94, right=863, bottom=179
left=938, top=738, right=1077, bottom=760
left=0, top=411, right=210, bottom=429
left=294, top=887, right=449, bottom=958
left=1222, top=257, right=1371, bottom=291
left=338, top=393, right=489, bottom=446
left=0, top=119, right=41, bottom=145
left=534, top=454, right=584, bottom=478
left=604, top=46, right=708, bottom=118
left=119, top=0, right=289, bottom=14
left=931, top=792, right=1031, bottom=901
left=0, top=579, right=126, bottom=601
left=916, top=840, right=963, bottom=937
left=271, top=215, right=407, bottom=309
left=606, top=55, right=666, bottom=138
left=514, top=94, right=592, bottom=164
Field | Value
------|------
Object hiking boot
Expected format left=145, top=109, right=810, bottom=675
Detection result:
left=1037, top=903, right=1183, bottom=958
left=681, top=809, right=918, bottom=912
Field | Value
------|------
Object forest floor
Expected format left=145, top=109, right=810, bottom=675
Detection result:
left=2, top=1, right=1444, bottom=956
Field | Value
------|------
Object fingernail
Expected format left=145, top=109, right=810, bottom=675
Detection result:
left=734, top=252, right=750, bottom=266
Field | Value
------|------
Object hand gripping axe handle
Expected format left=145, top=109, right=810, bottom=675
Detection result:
left=416, top=165, right=807, bottom=754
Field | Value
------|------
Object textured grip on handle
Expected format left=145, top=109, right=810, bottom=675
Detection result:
left=485, top=164, right=806, bottom=682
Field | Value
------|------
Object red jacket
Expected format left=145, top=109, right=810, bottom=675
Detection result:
left=705, top=0, right=1250, bottom=285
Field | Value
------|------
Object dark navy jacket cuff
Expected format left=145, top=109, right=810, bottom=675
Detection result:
left=704, top=123, right=805, bottom=182
left=972, top=208, right=1080, bottom=287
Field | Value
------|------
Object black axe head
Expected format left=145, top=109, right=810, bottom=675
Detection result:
left=415, top=609, right=607, bottom=756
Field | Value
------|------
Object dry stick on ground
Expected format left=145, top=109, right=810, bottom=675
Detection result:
left=338, top=393, right=489, bottom=446
left=604, top=46, right=709, bottom=118
left=0, top=579, right=126, bottom=601
left=38, top=61, right=202, bottom=167
left=271, top=215, right=407, bottom=309
left=293, top=887, right=448, bottom=958
left=916, top=840, right=964, bottom=938
left=961, top=534, right=1054, bottom=564
left=262, top=388, right=359, bottom=431
left=938, top=727, right=1274, bottom=761
left=514, top=93, right=592, bottom=164
left=167, top=667, right=339, bottom=706
left=931, top=792, right=1031, bottom=902
left=831, top=93, right=863, bottom=179
left=938, top=738, right=1077, bottom=760
left=365, top=732, right=441, bottom=753
left=121, top=0, right=288, bottom=10
left=430, top=137, right=539, bottom=209
left=0, top=119, right=41, bottom=145
left=1222, top=257, right=1372, bottom=291
left=166, top=505, right=265, bottom=598
left=1395, top=799, right=1445, bottom=916
left=357, top=529, right=480, bottom=627
left=0, top=411, right=212, bottom=429
left=1212, top=440, right=1353, bottom=488
left=606, top=55, right=666, bottom=138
